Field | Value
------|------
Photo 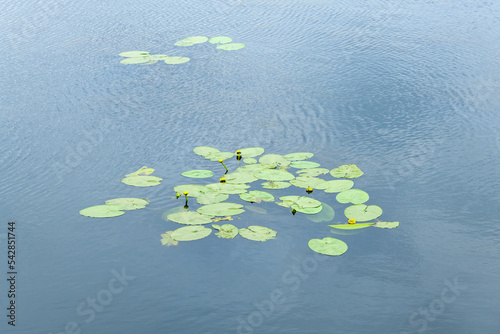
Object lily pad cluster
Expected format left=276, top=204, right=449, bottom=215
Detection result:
left=119, top=35, right=244, bottom=65
left=161, top=146, right=398, bottom=254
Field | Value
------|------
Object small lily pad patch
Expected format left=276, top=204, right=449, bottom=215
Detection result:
left=308, top=237, right=348, bottom=256
left=239, top=226, right=276, bottom=241
left=212, top=224, right=238, bottom=239
left=171, top=226, right=212, bottom=241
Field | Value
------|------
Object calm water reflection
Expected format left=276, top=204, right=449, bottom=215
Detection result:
left=1, top=0, right=500, bottom=333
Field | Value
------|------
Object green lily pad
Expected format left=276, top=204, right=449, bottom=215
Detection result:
left=197, top=202, right=245, bottom=217
left=79, top=205, right=125, bottom=218
left=161, top=206, right=186, bottom=221
left=171, top=225, right=212, bottom=241
left=329, top=222, right=374, bottom=230
left=373, top=221, right=399, bottom=229
left=243, top=157, right=258, bottom=164
left=239, top=190, right=275, bottom=203
left=121, top=175, right=162, bottom=187
left=331, top=164, right=364, bottom=179
left=212, top=223, right=238, bottom=239
left=209, top=36, right=233, bottom=44
left=307, top=202, right=335, bottom=222
left=164, top=56, right=190, bottom=64
left=105, top=198, right=149, bottom=210
left=194, top=146, right=220, bottom=157
left=236, top=164, right=269, bottom=173
left=238, top=147, right=265, bottom=157
left=293, top=196, right=322, bottom=208
left=261, top=181, right=291, bottom=189
left=205, top=183, right=250, bottom=194
left=224, top=171, right=258, bottom=184
left=291, top=204, right=323, bottom=215
left=290, top=176, right=325, bottom=189
left=149, top=54, right=170, bottom=60
left=296, top=168, right=330, bottom=177
left=308, top=237, right=348, bottom=256
left=125, top=166, right=155, bottom=177
left=239, top=226, right=276, bottom=242
left=216, top=43, right=245, bottom=51
left=276, top=195, right=301, bottom=208
left=344, top=204, right=383, bottom=222
left=119, top=51, right=151, bottom=57
left=258, top=154, right=291, bottom=167
left=174, top=184, right=211, bottom=197
left=167, top=211, right=213, bottom=225
left=289, top=161, right=321, bottom=169
left=336, top=189, right=369, bottom=204
left=283, top=152, right=314, bottom=161
left=196, top=191, right=229, bottom=205
left=253, top=169, right=295, bottom=181
left=160, top=231, right=178, bottom=246
left=181, top=169, right=214, bottom=178
left=206, top=151, right=234, bottom=161
left=120, top=57, right=151, bottom=64
left=174, top=36, right=209, bottom=46
left=316, top=180, right=354, bottom=193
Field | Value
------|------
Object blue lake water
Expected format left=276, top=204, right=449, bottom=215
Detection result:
left=1, top=0, right=500, bottom=333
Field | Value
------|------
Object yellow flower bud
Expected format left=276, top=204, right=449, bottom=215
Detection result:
left=348, top=218, right=356, bottom=224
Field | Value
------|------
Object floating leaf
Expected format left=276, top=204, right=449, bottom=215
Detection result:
left=174, top=184, right=211, bottom=197
left=105, top=198, right=149, bottom=210
left=336, top=189, right=369, bottom=204
left=258, top=154, right=291, bottom=167
left=253, top=169, right=295, bottom=181
left=261, top=181, right=291, bottom=189
left=206, top=151, right=234, bottom=161
left=283, top=152, right=314, bottom=161
left=238, top=147, right=265, bottom=157
left=344, top=204, right=383, bottom=222
left=330, top=164, right=364, bottom=179
left=308, top=237, right=348, bottom=256
left=209, top=36, right=233, bottom=44
left=160, top=231, right=178, bottom=246
left=194, top=146, right=220, bottom=157
left=224, top=171, right=258, bottom=184
left=212, top=223, right=238, bottom=238
left=119, top=51, right=151, bottom=57
left=239, top=190, right=275, bottom=203
left=174, top=36, right=209, bottom=46
left=120, top=57, right=151, bottom=64
left=329, top=222, right=374, bottom=229
left=373, top=221, right=399, bottom=229
left=236, top=163, right=269, bottom=173
left=197, top=202, right=245, bottom=217
left=239, top=226, right=276, bottom=241
left=171, top=225, right=212, bottom=241
left=149, top=54, right=170, bottom=60
left=289, top=161, right=321, bottom=169
left=125, top=166, right=154, bottom=177
left=290, top=176, right=325, bottom=189
left=79, top=205, right=125, bottom=218
left=205, top=183, right=250, bottom=194
left=316, top=180, right=354, bottom=193
left=164, top=56, right=190, bottom=64
left=243, top=157, right=257, bottom=164
left=216, top=43, right=245, bottom=51
left=121, top=175, right=162, bottom=187
left=181, top=169, right=214, bottom=178
left=307, top=202, right=335, bottom=222
left=196, top=191, right=229, bottom=205
left=167, top=211, right=213, bottom=225
left=296, top=168, right=330, bottom=177
left=291, top=203, right=323, bottom=215
left=276, top=195, right=301, bottom=208
left=161, top=206, right=186, bottom=221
